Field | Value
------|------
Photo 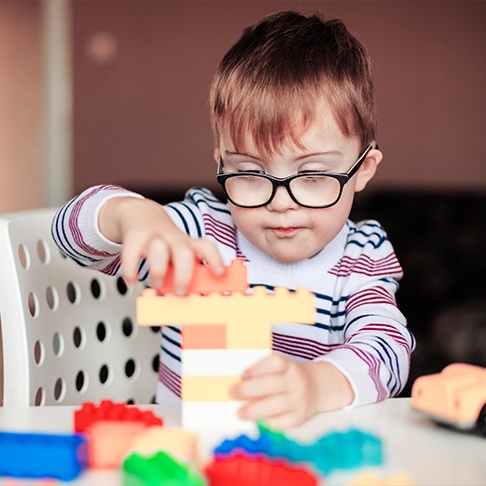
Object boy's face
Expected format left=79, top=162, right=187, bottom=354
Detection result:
left=215, top=104, right=382, bottom=263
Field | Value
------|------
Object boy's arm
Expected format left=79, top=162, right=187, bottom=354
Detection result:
left=232, top=222, right=414, bottom=428
left=52, top=185, right=224, bottom=293
left=316, top=224, right=415, bottom=408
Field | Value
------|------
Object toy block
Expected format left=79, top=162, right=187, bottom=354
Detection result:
left=213, top=423, right=383, bottom=476
left=224, top=319, right=271, bottom=349
left=182, top=376, right=240, bottom=401
left=182, top=324, right=227, bottom=349
left=123, top=450, right=206, bottom=486
left=138, top=287, right=315, bottom=327
left=74, top=400, right=163, bottom=432
left=204, top=453, right=319, bottom=486
left=181, top=401, right=254, bottom=431
left=131, top=426, right=198, bottom=464
left=157, top=259, right=248, bottom=295
left=350, top=473, right=416, bottom=486
left=411, top=363, right=486, bottom=431
left=181, top=349, right=270, bottom=376
left=85, top=420, right=148, bottom=469
left=0, top=431, right=88, bottom=481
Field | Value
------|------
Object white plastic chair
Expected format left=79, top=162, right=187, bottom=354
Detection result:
left=0, top=208, right=159, bottom=406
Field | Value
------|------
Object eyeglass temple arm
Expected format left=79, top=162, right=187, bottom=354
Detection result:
left=346, top=140, right=377, bottom=179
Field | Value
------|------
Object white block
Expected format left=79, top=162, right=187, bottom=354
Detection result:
left=181, top=349, right=270, bottom=376
left=182, top=401, right=256, bottom=432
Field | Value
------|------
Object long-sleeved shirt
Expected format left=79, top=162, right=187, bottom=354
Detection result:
left=52, top=184, right=415, bottom=407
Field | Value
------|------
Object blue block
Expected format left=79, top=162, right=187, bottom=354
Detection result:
left=0, top=431, right=88, bottom=481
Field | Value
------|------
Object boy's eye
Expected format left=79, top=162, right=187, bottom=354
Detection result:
left=238, top=169, right=264, bottom=174
left=299, top=169, right=328, bottom=175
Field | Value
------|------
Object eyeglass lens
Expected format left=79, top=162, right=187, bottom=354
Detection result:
left=224, top=174, right=342, bottom=208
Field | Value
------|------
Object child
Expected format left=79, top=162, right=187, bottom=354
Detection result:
left=52, top=11, right=415, bottom=429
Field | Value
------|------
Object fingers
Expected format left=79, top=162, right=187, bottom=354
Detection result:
left=171, top=242, right=199, bottom=296
left=230, top=354, right=316, bottom=428
left=193, top=239, right=225, bottom=277
left=241, top=353, right=288, bottom=380
left=121, top=232, right=225, bottom=294
left=238, top=396, right=303, bottom=430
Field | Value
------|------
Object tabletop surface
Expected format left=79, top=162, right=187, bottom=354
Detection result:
left=0, top=398, right=485, bottom=485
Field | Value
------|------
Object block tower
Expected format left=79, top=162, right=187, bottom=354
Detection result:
left=136, top=259, right=315, bottom=429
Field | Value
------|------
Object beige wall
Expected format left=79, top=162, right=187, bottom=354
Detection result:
left=72, top=1, right=486, bottom=196
left=0, top=1, right=44, bottom=213
left=0, top=0, right=44, bottom=405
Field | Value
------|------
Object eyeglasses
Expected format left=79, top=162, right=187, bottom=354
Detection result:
left=216, top=141, right=376, bottom=209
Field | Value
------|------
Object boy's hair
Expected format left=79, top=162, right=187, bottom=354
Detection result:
left=210, top=10, right=377, bottom=156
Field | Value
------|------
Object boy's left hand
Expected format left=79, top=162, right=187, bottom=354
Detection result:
left=230, top=353, right=354, bottom=429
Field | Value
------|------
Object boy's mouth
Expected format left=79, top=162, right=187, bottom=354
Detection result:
left=269, top=226, right=303, bottom=237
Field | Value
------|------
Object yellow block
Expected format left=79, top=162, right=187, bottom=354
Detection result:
left=182, top=376, right=240, bottom=401
left=137, top=286, right=315, bottom=350
left=137, top=287, right=315, bottom=326
left=131, top=426, right=198, bottom=464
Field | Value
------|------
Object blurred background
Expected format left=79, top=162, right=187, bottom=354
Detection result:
left=1, top=0, right=485, bottom=395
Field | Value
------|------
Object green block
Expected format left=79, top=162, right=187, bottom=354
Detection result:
left=123, top=450, right=206, bottom=486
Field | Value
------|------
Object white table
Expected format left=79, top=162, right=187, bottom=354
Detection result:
left=0, top=398, right=485, bottom=485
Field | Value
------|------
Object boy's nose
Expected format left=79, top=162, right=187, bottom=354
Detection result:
left=266, top=185, right=299, bottom=212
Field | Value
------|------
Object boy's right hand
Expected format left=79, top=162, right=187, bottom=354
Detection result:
left=99, top=196, right=225, bottom=294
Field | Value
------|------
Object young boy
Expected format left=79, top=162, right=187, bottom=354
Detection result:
left=52, top=11, right=415, bottom=429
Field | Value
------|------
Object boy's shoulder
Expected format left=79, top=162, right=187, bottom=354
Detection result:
left=330, top=219, right=402, bottom=281
left=344, top=219, right=392, bottom=253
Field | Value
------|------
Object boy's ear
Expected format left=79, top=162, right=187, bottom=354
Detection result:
left=213, top=148, right=220, bottom=163
left=354, top=149, right=383, bottom=192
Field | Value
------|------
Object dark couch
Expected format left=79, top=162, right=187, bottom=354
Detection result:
left=351, top=190, right=486, bottom=395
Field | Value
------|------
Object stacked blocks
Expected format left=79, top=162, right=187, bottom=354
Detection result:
left=136, top=259, right=316, bottom=428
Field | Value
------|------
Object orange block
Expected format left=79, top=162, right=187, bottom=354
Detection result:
left=85, top=421, right=147, bottom=469
left=182, top=324, right=226, bottom=349
left=157, top=259, right=248, bottom=295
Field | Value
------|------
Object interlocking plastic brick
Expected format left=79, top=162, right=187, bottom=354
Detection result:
left=123, top=450, right=206, bottom=486
left=181, top=349, right=270, bottom=376
left=214, top=424, right=383, bottom=476
left=182, top=324, right=227, bottom=349
left=351, top=472, right=416, bottom=485
left=181, top=401, right=254, bottom=431
left=137, top=287, right=315, bottom=349
left=411, top=363, right=486, bottom=431
left=310, top=428, right=383, bottom=474
left=0, top=431, right=88, bottom=481
left=182, top=375, right=240, bottom=401
left=85, top=420, right=148, bottom=469
left=204, top=453, right=318, bottom=486
left=157, top=259, right=248, bottom=295
left=74, top=400, right=163, bottom=432
left=131, top=427, right=198, bottom=464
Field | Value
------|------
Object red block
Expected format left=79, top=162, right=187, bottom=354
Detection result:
left=204, top=453, right=319, bottom=486
left=74, top=400, right=163, bottom=432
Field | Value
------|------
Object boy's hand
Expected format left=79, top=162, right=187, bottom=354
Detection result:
left=99, top=197, right=224, bottom=294
left=230, top=353, right=354, bottom=429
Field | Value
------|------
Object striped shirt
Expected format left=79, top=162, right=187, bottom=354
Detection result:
left=52, top=184, right=415, bottom=407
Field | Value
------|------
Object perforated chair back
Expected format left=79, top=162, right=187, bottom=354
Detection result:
left=0, top=208, right=159, bottom=406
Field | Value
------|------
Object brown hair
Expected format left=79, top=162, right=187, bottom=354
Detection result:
left=210, top=11, right=377, bottom=156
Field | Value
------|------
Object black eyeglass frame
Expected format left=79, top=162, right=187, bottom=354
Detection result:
left=216, top=141, right=377, bottom=209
